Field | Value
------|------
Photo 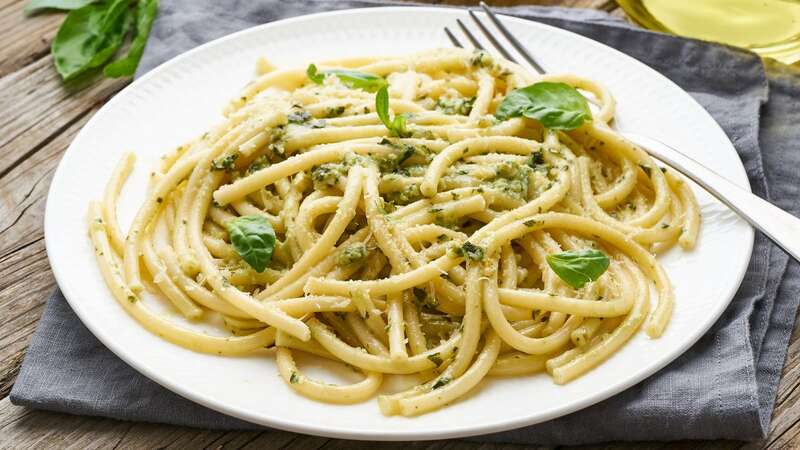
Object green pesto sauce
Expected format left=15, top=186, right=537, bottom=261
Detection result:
left=336, top=242, right=369, bottom=267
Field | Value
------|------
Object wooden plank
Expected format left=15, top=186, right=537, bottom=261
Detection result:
left=761, top=311, right=800, bottom=449
left=0, top=396, right=757, bottom=450
left=0, top=100, right=103, bottom=400
left=0, top=0, right=793, bottom=449
left=0, top=0, right=64, bottom=78
left=0, top=55, right=128, bottom=178
left=0, top=44, right=123, bottom=397
left=0, top=393, right=755, bottom=450
left=0, top=398, right=545, bottom=450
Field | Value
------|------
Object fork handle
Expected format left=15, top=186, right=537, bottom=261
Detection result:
left=623, top=132, right=800, bottom=263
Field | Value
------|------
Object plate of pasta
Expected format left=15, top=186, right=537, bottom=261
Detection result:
left=46, top=7, right=753, bottom=440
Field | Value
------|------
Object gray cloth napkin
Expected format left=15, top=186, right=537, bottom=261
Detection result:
left=12, top=0, right=800, bottom=444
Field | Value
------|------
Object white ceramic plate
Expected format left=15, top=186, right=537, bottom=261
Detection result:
left=45, top=7, right=753, bottom=441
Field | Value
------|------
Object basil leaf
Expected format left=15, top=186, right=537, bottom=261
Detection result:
left=306, top=63, right=325, bottom=84
left=375, top=85, right=411, bottom=138
left=460, top=242, right=485, bottom=261
left=432, top=376, right=451, bottom=389
left=226, top=215, right=276, bottom=273
left=391, top=113, right=409, bottom=137
left=51, top=0, right=134, bottom=81
left=104, top=0, right=158, bottom=78
left=495, top=82, right=591, bottom=130
left=25, top=0, right=97, bottom=14
left=306, top=64, right=386, bottom=92
left=546, top=249, right=609, bottom=289
left=375, top=84, right=391, bottom=126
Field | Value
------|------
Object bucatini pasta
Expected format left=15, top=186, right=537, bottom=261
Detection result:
left=89, top=47, right=699, bottom=416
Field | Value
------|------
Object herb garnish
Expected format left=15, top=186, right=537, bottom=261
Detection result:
left=427, top=353, right=443, bottom=366
left=528, top=150, right=545, bottom=168
left=412, top=287, right=438, bottom=309
left=211, top=152, right=239, bottom=172
left=287, top=110, right=312, bottom=124
left=103, top=0, right=158, bottom=78
left=375, top=85, right=411, bottom=138
left=546, top=249, right=609, bottom=289
left=336, top=243, right=369, bottom=267
left=432, top=376, right=451, bottom=389
left=311, top=162, right=350, bottom=187
left=455, top=242, right=485, bottom=261
left=226, top=215, right=276, bottom=273
left=246, top=155, right=271, bottom=174
left=523, top=219, right=541, bottom=227
left=306, top=64, right=387, bottom=92
left=36, top=0, right=160, bottom=81
left=26, top=0, right=96, bottom=14
left=470, top=50, right=493, bottom=68
left=496, top=82, right=591, bottom=130
left=288, top=109, right=326, bottom=128
left=435, top=96, right=475, bottom=116
left=324, top=106, right=346, bottom=118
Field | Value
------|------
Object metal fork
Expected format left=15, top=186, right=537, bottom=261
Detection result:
left=445, top=2, right=800, bottom=263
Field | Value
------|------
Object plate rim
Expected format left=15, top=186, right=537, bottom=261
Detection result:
left=44, top=6, right=755, bottom=441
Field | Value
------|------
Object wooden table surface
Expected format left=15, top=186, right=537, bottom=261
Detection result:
left=1, top=0, right=799, bottom=448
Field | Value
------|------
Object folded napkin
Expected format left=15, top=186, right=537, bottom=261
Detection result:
left=12, top=0, right=800, bottom=445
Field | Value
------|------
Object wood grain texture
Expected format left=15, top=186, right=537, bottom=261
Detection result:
left=0, top=0, right=796, bottom=449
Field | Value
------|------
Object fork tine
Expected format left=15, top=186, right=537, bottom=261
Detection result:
left=467, top=9, right=518, bottom=63
left=479, top=1, right=546, bottom=74
left=456, top=19, right=484, bottom=50
left=444, top=27, right=463, bottom=48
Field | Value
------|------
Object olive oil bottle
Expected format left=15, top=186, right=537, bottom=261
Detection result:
left=616, top=0, right=800, bottom=63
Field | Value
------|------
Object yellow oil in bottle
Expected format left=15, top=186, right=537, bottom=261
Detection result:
left=616, top=0, right=800, bottom=63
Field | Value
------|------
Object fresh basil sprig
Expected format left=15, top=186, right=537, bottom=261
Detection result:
left=375, top=85, right=411, bottom=138
left=104, top=0, right=158, bottom=77
left=28, top=0, right=158, bottom=81
left=25, top=0, right=97, bottom=14
left=226, top=215, right=276, bottom=273
left=458, top=242, right=485, bottom=261
left=306, top=64, right=387, bottom=93
left=546, top=249, right=609, bottom=289
left=51, top=0, right=132, bottom=80
left=495, top=82, right=591, bottom=130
